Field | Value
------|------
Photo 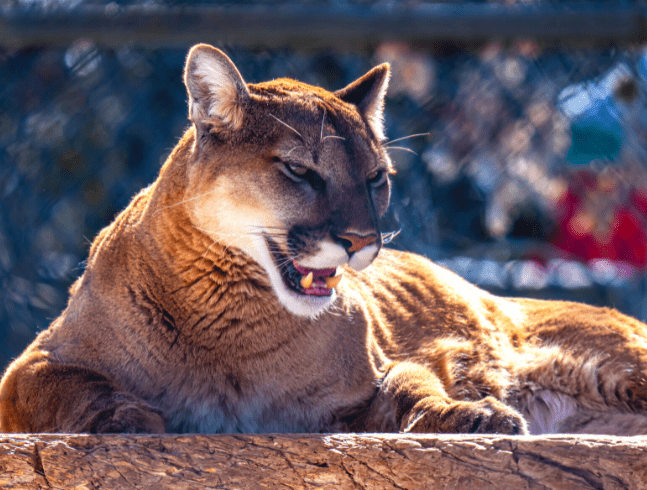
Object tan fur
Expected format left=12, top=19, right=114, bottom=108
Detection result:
left=3, top=45, right=647, bottom=436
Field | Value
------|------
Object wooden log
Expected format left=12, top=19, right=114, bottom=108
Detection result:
left=0, top=434, right=645, bottom=489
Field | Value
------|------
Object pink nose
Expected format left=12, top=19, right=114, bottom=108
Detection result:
left=338, top=233, right=378, bottom=253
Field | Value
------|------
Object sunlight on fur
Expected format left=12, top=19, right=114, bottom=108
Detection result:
left=2, top=44, right=647, bottom=439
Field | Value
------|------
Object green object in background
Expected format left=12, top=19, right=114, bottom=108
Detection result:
left=566, top=99, right=624, bottom=165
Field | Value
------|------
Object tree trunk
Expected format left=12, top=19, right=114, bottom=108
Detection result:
left=0, top=433, right=644, bottom=489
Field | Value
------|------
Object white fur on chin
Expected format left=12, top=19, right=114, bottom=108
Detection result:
left=250, top=235, right=337, bottom=318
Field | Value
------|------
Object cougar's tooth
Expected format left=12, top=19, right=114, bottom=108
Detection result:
left=301, top=272, right=314, bottom=289
left=325, top=275, right=343, bottom=289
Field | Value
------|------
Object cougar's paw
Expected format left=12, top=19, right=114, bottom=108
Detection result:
left=86, top=398, right=166, bottom=434
left=403, top=396, right=528, bottom=435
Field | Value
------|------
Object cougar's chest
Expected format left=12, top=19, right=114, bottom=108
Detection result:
left=161, top=371, right=338, bottom=434
left=150, top=287, right=374, bottom=434
left=157, top=330, right=344, bottom=433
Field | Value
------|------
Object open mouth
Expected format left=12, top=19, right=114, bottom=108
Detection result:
left=290, top=261, right=341, bottom=296
left=267, top=238, right=342, bottom=297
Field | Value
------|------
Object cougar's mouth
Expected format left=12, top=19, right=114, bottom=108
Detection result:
left=266, top=237, right=342, bottom=297
left=290, top=261, right=341, bottom=296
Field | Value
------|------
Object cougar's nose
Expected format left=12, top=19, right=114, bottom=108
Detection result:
left=335, top=232, right=378, bottom=253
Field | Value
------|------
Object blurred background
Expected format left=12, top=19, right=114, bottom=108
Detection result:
left=1, top=0, right=647, bottom=370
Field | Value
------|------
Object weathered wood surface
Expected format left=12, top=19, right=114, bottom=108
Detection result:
left=0, top=433, right=645, bottom=489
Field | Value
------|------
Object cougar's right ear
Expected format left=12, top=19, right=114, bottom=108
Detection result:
left=335, top=63, right=390, bottom=141
left=184, top=44, right=250, bottom=135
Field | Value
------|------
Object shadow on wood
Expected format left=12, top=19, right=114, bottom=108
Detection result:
left=0, top=433, right=645, bottom=489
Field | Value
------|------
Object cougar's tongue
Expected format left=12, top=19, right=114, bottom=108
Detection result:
left=293, top=261, right=336, bottom=278
left=293, top=261, right=341, bottom=296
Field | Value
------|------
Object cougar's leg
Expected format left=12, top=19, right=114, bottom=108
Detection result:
left=509, top=328, right=647, bottom=435
left=0, top=350, right=165, bottom=434
left=351, top=361, right=528, bottom=435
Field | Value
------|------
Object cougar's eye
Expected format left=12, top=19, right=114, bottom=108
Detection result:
left=367, top=169, right=387, bottom=186
left=274, top=157, right=307, bottom=180
left=274, top=157, right=325, bottom=191
left=285, top=163, right=309, bottom=178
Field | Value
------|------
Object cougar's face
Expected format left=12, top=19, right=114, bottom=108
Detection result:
left=183, top=45, right=392, bottom=316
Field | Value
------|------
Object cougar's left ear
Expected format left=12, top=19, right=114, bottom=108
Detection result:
left=335, top=63, right=390, bottom=140
left=184, top=44, right=250, bottom=134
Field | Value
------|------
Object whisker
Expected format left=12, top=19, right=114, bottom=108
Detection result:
left=193, top=226, right=287, bottom=241
left=193, top=224, right=297, bottom=269
left=381, top=249, right=406, bottom=262
left=275, top=258, right=295, bottom=270
left=264, top=248, right=292, bottom=268
left=222, top=234, right=249, bottom=254
left=285, top=145, right=305, bottom=157
left=251, top=225, right=289, bottom=231
left=193, top=226, right=247, bottom=238
left=258, top=233, right=289, bottom=238
left=153, top=189, right=220, bottom=215
left=265, top=243, right=290, bottom=252
left=385, top=146, right=418, bottom=156
left=251, top=233, right=289, bottom=239
left=381, top=229, right=402, bottom=244
left=249, top=226, right=290, bottom=235
left=320, top=107, right=326, bottom=142
left=322, top=135, right=345, bottom=142
left=202, top=239, right=219, bottom=260
left=196, top=229, right=253, bottom=259
left=384, top=133, right=429, bottom=146
left=270, top=113, right=303, bottom=139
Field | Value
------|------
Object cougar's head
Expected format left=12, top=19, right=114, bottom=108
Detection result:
left=183, top=44, right=392, bottom=317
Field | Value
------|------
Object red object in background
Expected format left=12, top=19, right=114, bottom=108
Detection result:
left=552, top=171, right=647, bottom=269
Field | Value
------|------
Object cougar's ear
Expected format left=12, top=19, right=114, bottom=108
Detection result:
left=335, top=63, right=390, bottom=140
left=184, top=44, right=250, bottom=134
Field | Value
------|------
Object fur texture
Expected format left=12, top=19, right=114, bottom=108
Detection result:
left=3, top=45, right=647, bottom=436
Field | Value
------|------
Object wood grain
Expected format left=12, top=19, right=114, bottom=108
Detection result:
left=0, top=433, right=645, bottom=489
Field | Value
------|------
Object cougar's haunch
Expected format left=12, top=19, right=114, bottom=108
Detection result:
left=3, top=44, right=647, bottom=436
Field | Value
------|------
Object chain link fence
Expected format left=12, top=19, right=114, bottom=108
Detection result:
left=1, top=1, right=647, bottom=370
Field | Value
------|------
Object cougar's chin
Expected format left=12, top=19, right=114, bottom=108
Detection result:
left=249, top=235, right=339, bottom=318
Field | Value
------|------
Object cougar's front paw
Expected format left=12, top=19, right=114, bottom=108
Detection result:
left=83, top=396, right=166, bottom=434
left=403, top=396, right=528, bottom=435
